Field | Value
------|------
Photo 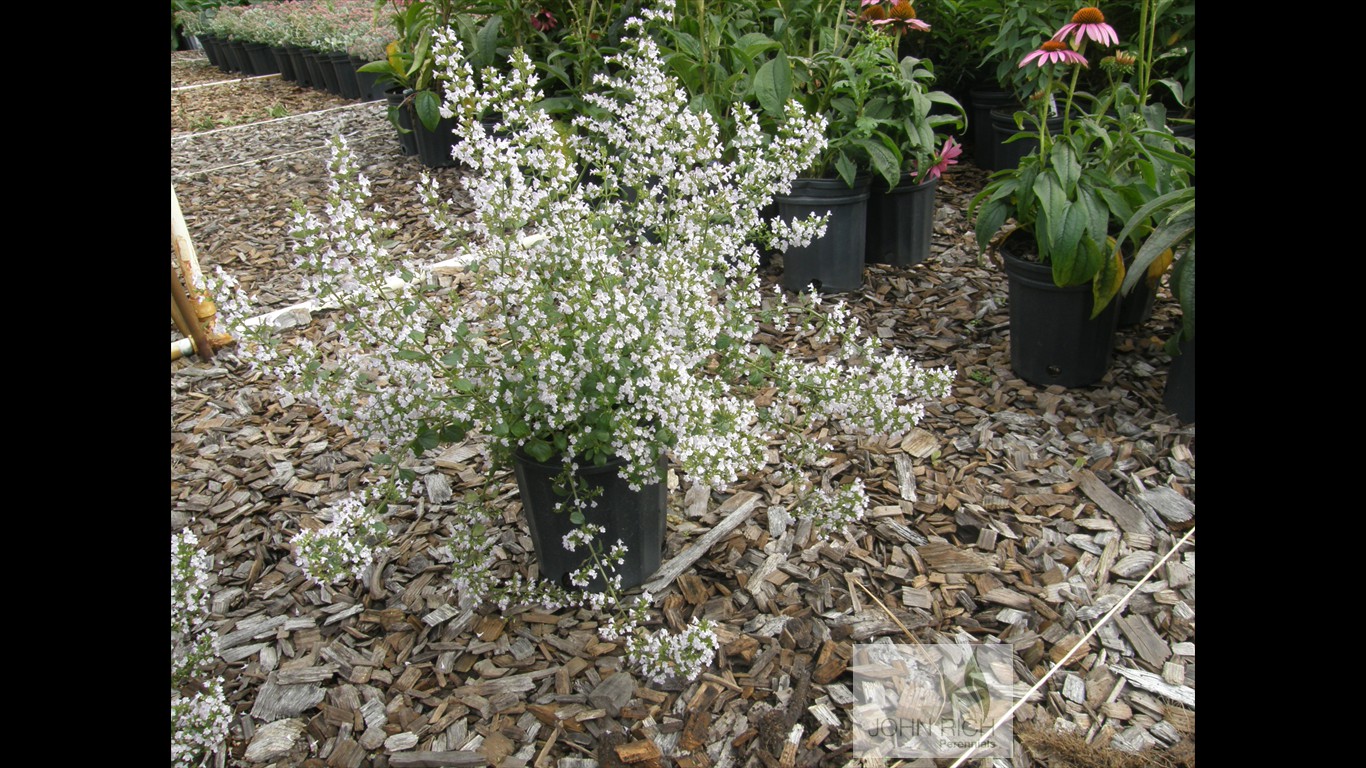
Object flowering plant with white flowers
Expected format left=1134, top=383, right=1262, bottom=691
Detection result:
left=215, top=0, right=952, bottom=683
left=171, top=530, right=233, bottom=768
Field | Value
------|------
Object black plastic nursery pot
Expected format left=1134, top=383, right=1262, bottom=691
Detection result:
left=1002, top=234, right=1120, bottom=388
left=200, top=34, right=222, bottom=69
left=969, top=89, right=1017, bottom=170
left=353, top=57, right=387, bottom=101
left=866, top=174, right=937, bottom=268
left=776, top=176, right=871, bottom=294
left=222, top=40, right=245, bottom=73
left=271, top=46, right=297, bottom=82
left=990, top=107, right=1065, bottom=171
left=414, top=113, right=459, bottom=168
left=512, top=452, right=666, bottom=592
left=1163, top=338, right=1195, bottom=423
left=1116, top=275, right=1157, bottom=328
left=287, top=46, right=313, bottom=88
left=304, top=50, right=329, bottom=91
left=317, top=52, right=342, bottom=94
left=329, top=52, right=362, bottom=99
left=386, top=90, right=419, bottom=156
left=244, top=43, right=279, bottom=76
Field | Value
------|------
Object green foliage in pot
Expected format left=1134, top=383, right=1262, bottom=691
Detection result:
left=359, top=0, right=464, bottom=130
left=1115, top=184, right=1193, bottom=351
left=652, top=0, right=774, bottom=145
left=970, top=2, right=1192, bottom=315
left=915, top=0, right=998, bottom=94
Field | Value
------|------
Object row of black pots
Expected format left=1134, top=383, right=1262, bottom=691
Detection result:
left=774, top=173, right=940, bottom=295
left=197, top=33, right=387, bottom=102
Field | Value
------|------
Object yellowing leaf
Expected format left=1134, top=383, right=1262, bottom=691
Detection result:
left=1091, top=243, right=1125, bottom=317
left=1147, top=247, right=1174, bottom=285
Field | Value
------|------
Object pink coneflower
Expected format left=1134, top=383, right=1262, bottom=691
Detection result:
left=917, top=138, right=961, bottom=181
left=1052, top=7, right=1119, bottom=48
left=872, top=2, right=930, bottom=34
left=531, top=9, right=557, bottom=32
left=1019, top=40, right=1088, bottom=68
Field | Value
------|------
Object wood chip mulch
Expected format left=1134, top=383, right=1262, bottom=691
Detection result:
left=172, top=55, right=1195, bottom=768
left=172, top=54, right=360, bottom=136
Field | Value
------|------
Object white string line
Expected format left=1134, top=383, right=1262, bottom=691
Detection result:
left=170, top=130, right=393, bottom=180
left=170, top=73, right=281, bottom=93
left=948, top=525, right=1197, bottom=768
left=172, top=100, right=387, bottom=142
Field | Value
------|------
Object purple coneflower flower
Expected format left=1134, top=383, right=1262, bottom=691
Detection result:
left=1020, top=40, right=1088, bottom=68
left=872, top=1, right=931, bottom=34
left=917, top=138, right=961, bottom=181
left=531, top=9, right=557, bottom=33
left=1052, top=7, right=1119, bottom=48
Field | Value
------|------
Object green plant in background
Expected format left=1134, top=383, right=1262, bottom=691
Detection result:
left=360, top=0, right=462, bottom=131
left=979, top=0, right=1071, bottom=101
left=913, top=0, right=998, bottom=94
left=970, top=2, right=1192, bottom=314
left=652, top=0, right=773, bottom=145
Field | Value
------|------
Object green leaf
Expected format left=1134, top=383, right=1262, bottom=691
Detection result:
left=1171, top=244, right=1195, bottom=340
left=1090, top=243, right=1125, bottom=317
left=1051, top=141, right=1080, bottom=194
left=854, top=138, right=900, bottom=190
left=834, top=152, right=858, bottom=188
left=1050, top=206, right=1095, bottom=285
left=735, top=32, right=778, bottom=61
left=414, top=90, right=441, bottom=132
left=974, top=198, right=1010, bottom=252
left=525, top=438, right=554, bottom=463
left=755, top=50, right=791, bottom=116
left=478, top=15, right=505, bottom=70
left=569, top=509, right=586, bottom=525
left=1033, top=172, right=1066, bottom=244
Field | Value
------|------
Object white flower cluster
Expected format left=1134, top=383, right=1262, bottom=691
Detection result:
left=291, top=491, right=390, bottom=587
left=600, top=594, right=718, bottom=685
left=172, top=677, right=234, bottom=768
left=171, top=530, right=215, bottom=681
left=171, top=531, right=232, bottom=767
left=797, top=477, right=870, bottom=538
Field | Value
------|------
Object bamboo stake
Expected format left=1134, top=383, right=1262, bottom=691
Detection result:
left=171, top=294, right=192, bottom=339
left=170, top=185, right=205, bottom=304
left=172, top=264, right=215, bottom=362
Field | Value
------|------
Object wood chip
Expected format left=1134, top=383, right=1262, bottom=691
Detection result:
left=1112, top=666, right=1195, bottom=707
left=1074, top=470, right=1153, bottom=534
left=388, top=752, right=487, bottom=768
left=916, top=542, right=991, bottom=573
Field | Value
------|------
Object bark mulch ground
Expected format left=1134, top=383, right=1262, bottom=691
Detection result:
left=172, top=53, right=1195, bottom=768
